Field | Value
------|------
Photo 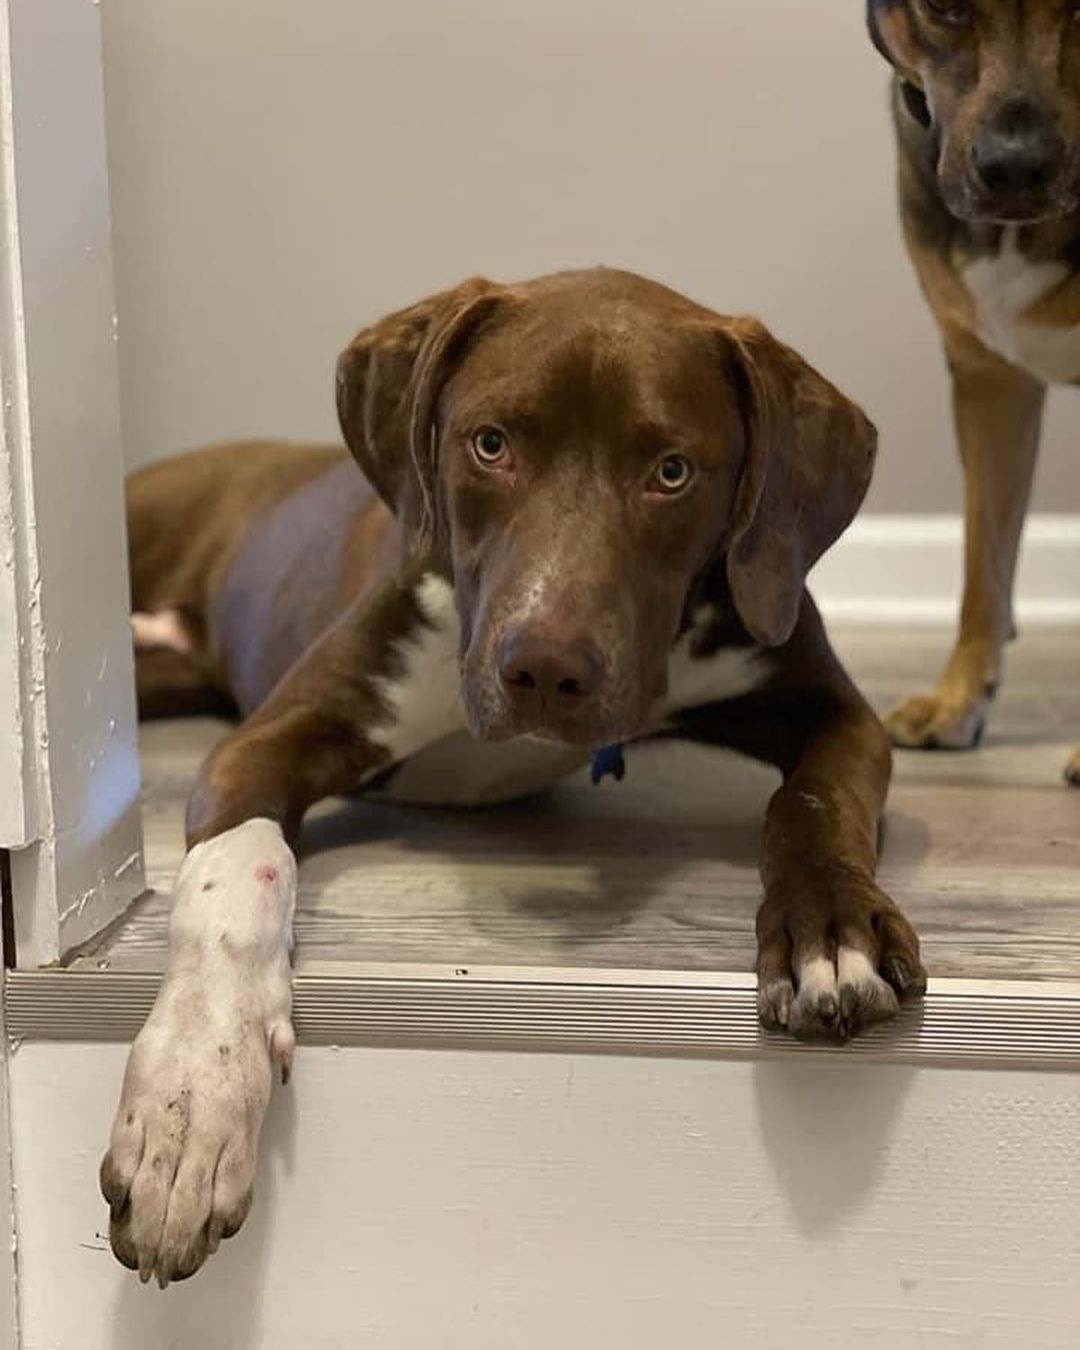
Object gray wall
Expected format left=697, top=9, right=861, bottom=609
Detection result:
left=102, top=0, right=1077, bottom=512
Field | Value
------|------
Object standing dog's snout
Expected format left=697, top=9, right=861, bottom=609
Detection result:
left=497, top=628, right=605, bottom=705
left=970, top=99, right=1066, bottom=214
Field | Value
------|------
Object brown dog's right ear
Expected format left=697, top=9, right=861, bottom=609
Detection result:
left=720, top=318, right=878, bottom=648
left=336, top=278, right=502, bottom=558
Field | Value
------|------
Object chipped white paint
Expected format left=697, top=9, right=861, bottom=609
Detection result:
left=0, top=0, right=33, bottom=849
left=102, top=818, right=296, bottom=1288
left=964, top=227, right=1080, bottom=383
left=0, top=0, right=144, bottom=962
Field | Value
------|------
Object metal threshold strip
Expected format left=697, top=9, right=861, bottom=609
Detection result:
left=5, top=965, right=1080, bottom=1069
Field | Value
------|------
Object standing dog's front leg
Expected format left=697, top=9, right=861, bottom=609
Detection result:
left=101, top=578, right=436, bottom=1286
left=886, top=329, right=1045, bottom=751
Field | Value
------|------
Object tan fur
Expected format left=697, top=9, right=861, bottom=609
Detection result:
left=868, top=1, right=1079, bottom=779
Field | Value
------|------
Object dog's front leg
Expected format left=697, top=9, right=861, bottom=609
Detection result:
left=887, top=329, right=1045, bottom=751
left=683, top=611, right=927, bottom=1042
left=101, top=577, right=439, bottom=1286
left=754, top=679, right=925, bottom=1042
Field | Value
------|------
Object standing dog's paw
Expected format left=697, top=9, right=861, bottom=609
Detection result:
left=1065, top=748, right=1080, bottom=788
left=885, top=688, right=987, bottom=750
left=756, top=878, right=926, bottom=1043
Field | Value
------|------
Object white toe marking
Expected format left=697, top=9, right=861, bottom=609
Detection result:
left=837, top=947, right=878, bottom=991
left=131, top=609, right=192, bottom=654
left=797, top=955, right=837, bottom=1000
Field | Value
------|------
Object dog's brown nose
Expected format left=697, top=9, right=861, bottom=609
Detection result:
left=497, top=629, right=604, bottom=703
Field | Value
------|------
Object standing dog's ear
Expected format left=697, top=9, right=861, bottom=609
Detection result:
left=720, top=318, right=877, bottom=647
left=336, top=278, right=503, bottom=558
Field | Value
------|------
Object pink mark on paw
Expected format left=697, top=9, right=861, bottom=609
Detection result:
left=255, top=865, right=279, bottom=885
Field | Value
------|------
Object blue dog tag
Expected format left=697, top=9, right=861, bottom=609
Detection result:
left=591, top=743, right=626, bottom=786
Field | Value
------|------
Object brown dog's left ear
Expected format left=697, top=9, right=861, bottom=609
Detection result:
left=720, top=317, right=877, bottom=646
left=336, top=278, right=503, bottom=558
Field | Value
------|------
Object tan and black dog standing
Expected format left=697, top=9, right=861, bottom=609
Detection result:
left=868, top=0, right=1079, bottom=783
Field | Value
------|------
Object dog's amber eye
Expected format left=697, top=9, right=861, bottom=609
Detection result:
left=920, top=0, right=972, bottom=26
left=471, top=426, right=509, bottom=467
left=650, top=454, right=694, bottom=495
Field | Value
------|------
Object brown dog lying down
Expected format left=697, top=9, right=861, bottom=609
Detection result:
left=104, top=268, right=926, bottom=1285
left=868, top=0, right=1080, bottom=784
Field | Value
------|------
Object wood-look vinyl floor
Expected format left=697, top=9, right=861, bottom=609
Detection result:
left=70, top=629, right=1080, bottom=983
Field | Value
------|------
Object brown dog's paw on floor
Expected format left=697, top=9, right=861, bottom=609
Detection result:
left=885, top=690, right=987, bottom=751
left=1065, top=748, right=1080, bottom=788
left=755, top=882, right=927, bottom=1044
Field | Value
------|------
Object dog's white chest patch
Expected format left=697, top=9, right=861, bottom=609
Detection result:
left=369, top=583, right=765, bottom=807
left=370, top=575, right=583, bottom=805
left=663, top=624, right=764, bottom=717
left=371, top=574, right=467, bottom=762
left=963, top=229, right=1080, bottom=384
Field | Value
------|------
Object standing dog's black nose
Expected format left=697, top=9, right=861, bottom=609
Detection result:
left=497, top=629, right=604, bottom=703
left=971, top=102, right=1065, bottom=212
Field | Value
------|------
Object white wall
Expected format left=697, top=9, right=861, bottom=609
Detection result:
left=100, top=0, right=1077, bottom=513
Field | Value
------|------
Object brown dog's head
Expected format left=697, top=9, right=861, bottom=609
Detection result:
left=337, top=270, right=874, bottom=748
left=868, top=1, right=1080, bottom=223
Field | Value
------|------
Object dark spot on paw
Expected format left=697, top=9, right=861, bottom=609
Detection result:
left=218, top=1044, right=230, bottom=1061
left=202, top=880, right=216, bottom=892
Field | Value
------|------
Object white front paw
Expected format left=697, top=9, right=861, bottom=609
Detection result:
left=101, top=819, right=296, bottom=1287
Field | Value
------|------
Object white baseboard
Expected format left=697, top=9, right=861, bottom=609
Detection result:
left=809, top=513, right=1080, bottom=626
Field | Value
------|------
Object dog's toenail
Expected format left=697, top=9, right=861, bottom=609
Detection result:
left=884, top=956, right=911, bottom=992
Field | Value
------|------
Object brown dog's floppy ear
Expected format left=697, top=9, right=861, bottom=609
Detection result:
left=721, top=317, right=877, bottom=647
left=336, top=278, right=502, bottom=557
